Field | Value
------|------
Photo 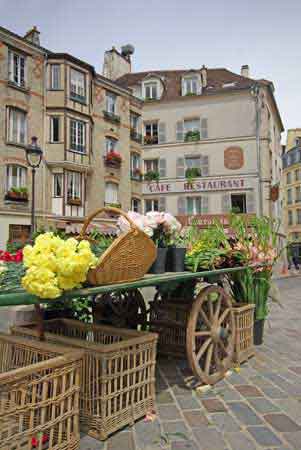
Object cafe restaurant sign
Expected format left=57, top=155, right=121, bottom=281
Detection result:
left=143, top=177, right=251, bottom=195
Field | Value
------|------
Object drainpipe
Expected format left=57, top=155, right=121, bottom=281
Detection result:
left=42, top=53, right=48, bottom=227
left=251, top=83, right=263, bottom=216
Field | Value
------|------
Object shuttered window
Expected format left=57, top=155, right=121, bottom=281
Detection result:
left=105, top=182, right=118, bottom=204
left=221, top=194, right=231, bottom=213
left=8, top=108, right=27, bottom=144
left=186, top=196, right=209, bottom=214
left=158, top=122, right=166, bottom=143
left=159, top=159, right=166, bottom=177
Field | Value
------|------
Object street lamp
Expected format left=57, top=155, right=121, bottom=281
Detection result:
left=25, top=136, right=43, bottom=234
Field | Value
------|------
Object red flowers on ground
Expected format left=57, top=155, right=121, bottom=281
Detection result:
left=0, top=249, right=23, bottom=262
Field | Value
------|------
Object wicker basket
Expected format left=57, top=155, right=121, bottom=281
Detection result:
left=79, top=207, right=157, bottom=285
left=0, top=333, right=82, bottom=450
left=12, top=319, right=158, bottom=441
left=232, top=303, right=255, bottom=364
left=149, top=300, right=190, bottom=357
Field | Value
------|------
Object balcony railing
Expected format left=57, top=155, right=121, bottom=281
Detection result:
left=67, top=197, right=82, bottom=207
left=130, top=129, right=142, bottom=144
left=103, top=110, right=121, bottom=124
left=144, top=135, right=158, bottom=145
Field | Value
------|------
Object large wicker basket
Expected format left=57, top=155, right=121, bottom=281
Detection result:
left=12, top=319, right=158, bottom=441
left=0, top=333, right=82, bottom=450
left=79, top=207, right=157, bottom=285
left=232, top=303, right=255, bottom=364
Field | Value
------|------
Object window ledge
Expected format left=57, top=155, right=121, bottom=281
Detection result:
left=68, top=148, right=87, bottom=155
left=7, top=80, right=30, bottom=94
left=47, top=88, right=64, bottom=92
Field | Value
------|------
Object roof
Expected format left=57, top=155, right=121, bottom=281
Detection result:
left=116, top=68, right=284, bottom=131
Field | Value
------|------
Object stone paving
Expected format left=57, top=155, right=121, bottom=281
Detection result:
left=80, top=277, right=301, bottom=450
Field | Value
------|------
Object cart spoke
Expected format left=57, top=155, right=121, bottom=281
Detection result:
left=214, top=296, right=222, bottom=321
left=205, top=343, right=214, bottom=375
left=196, top=337, right=212, bottom=362
left=218, top=338, right=228, bottom=356
left=199, top=308, right=211, bottom=329
left=208, top=300, right=213, bottom=319
left=218, top=308, right=231, bottom=325
left=194, top=331, right=211, bottom=338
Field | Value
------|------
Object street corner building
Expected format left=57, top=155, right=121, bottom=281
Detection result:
left=107, top=51, right=284, bottom=228
left=0, top=27, right=143, bottom=249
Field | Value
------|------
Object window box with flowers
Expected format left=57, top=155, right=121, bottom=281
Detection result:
left=144, top=135, right=158, bottom=145
left=67, top=197, right=82, bottom=206
left=104, top=151, right=122, bottom=168
left=185, top=130, right=201, bottom=142
left=5, top=187, right=28, bottom=203
left=144, top=171, right=160, bottom=183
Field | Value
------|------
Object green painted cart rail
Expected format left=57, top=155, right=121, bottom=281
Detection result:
left=0, top=266, right=248, bottom=307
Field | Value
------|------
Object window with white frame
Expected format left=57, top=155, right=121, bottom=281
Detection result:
left=106, top=92, right=117, bottom=114
left=130, top=113, right=140, bottom=132
left=105, top=137, right=117, bottom=154
left=144, top=159, right=158, bottom=173
left=144, top=122, right=158, bottom=144
left=50, top=65, right=61, bottom=90
left=53, top=173, right=63, bottom=197
left=70, top=119, right=86, bottom=153
left=8, top=108, right=27, bottom=144
left=287, top=188, right=293, bottom=205
left=131, top=198, right=141, bottom=213
left=6, top=165, right=27, bottom=191
left=186, top=197, right=203, bottom=215
left=144, top=82, right=158, bottom=100
left=184, top=118, right=200, bottom=133
left=8, top=50, right=25, bottom=87
left=70, top=68, right=85, bottom=101
left=131, top=153, right=141, bottom=179
left=67, top=171, right=82, bottom=200
left=185, top=156, right=202, bottom=177
left=105, top=182, right=119, bottom=204
left=182, top=76, right=199, bottom=95
left=145, top=199, right=159, bottom=212
left=50, top=117, right=60, bottom=142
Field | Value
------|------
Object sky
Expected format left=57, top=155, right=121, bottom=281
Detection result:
left=1, top=0, right=301, bottom=140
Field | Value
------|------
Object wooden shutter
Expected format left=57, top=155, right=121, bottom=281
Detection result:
left=176, top=121, right=184, bottom=141
left=176, top=157, right=185, bottom=178
left=158, top=122, right=166, bottom=144
left=202, top=155, right=209, bottom=176
left=221, top=194, right=231, bottom=213
left=177, top=197, right=187, bottom=215
left=159, top=197, right=166, bottom=212
left=202, top=196, right=209, bottom=213
left=201, top=118, right=208, bottom=138
left=159, top=158, right=166, bottom=177
left=246, top=192, right=255, bottom=213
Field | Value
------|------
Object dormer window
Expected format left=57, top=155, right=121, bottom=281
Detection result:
left=144, top=82, right=158, bottom=100
left=182, top=75, right=201, bottom=96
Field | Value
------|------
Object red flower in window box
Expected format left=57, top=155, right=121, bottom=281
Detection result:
left=104, top=151, right=122, bottom=168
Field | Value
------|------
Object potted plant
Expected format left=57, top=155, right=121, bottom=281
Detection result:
left=132, top=167, right=142, bottom=180
left=5, top=186, right=29, bottom=202
left=144, top=171, right=160, bottom=183
left=185, top=167, right=202, bottom=183
left=185, top=130, right=200, bottom=142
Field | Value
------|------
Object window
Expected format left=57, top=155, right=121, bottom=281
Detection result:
left=288, top=210, right=293, bottom=226
left=287, top=172, right=292, bottom=184
left=287, top=189, right=293, bottom=205
left=185, top=156, right=201, bottom=177
left=187, top=197, right=203, bottom=215
left=70, top=69, right=85, bottom=101
left=131, top=153, right=141, bottom=179
left=296, top=186, right=301, bottom=203
left=6, top=165, right=27, bottom=191
left=231, top=194, right=247, bottom=213
left=67, top=171, right=82, bottom=200
left=50, top=117, right=60, bottom=142
left=70, top=119, right=85, bottom=153
left=144, top=82, right=157, bottom=100
left=105, top=137, right=117, bottom=154
left=297, top=210, right=301, bottom=225
left=106, top=92, right=117, bottom=114
left=184, top=118, right=200, bottom=133
left=130, top=113, right=140, bottom=131
left=105, top=182, right=119, bottom=204
left=182, top=76, right=199, bottom=95
left=144, top=122, right=158, bottom=144
left=8, top=108, right=27, bottom=144
left=53, top=173, right=63, bottom=197
left=145, top=199, right=159, bottom=212
left=295, top=169, right=301, bottom=181
left=131, top=198, right=141, bottom=213
left=8, top=51, right=25, bottom=87
left=50, top=65, right=60, bottom=90
left=144, top=159, right=158, bottom=173
left=9, top=224, right=30, bottom=244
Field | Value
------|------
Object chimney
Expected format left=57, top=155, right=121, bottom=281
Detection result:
left=24, top=26, right=40, bottom=46
left=201, top=65, right=207, bottom=87
left=241, top=65, right=250, bottom=78
left=102, top=45, right=134, bottom=81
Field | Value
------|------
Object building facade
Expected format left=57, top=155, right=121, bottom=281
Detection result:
left=104, top=50, right=283, bottom=225
left=282, top=130, right=301, bottom=259
left=0, top=26, right=143, bottom=249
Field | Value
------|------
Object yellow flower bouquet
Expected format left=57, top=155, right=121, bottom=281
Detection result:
left=22, top=232, right=98, bottom=299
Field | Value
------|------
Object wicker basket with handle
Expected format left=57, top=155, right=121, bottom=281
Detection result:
left=79, top=207, right=157, bottom=285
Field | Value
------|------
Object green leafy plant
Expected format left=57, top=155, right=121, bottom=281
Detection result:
left=185, top=130, right=200, bottom=142
left=144, top=171, right=160, bottom=182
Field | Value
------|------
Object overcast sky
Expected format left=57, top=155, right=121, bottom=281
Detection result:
left=1, top=0, right=300, bottom=140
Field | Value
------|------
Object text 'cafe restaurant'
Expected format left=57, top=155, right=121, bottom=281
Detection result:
left=142, top=176, right=257, bottom=221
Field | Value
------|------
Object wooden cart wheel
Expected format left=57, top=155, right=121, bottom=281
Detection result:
left=92, top=289, right=147, bottom=330
left=186, top=285, right=235, bottom=385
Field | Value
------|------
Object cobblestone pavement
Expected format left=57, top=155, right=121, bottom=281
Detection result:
left=80, top=278, right=301, bottom=450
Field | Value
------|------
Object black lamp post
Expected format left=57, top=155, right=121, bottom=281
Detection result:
left=25, top=136, right=43, bottom=234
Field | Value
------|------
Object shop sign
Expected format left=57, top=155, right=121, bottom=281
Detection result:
left=224, top=147, right=244, bottom=170
left=143, top=178, right=249, bottom=195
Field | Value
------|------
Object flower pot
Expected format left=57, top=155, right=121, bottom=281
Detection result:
left=149, top=248, right=168, bottom=274
left=253, top=319, right=265, bottom=345
left=168, top=247, right=186, bottom=272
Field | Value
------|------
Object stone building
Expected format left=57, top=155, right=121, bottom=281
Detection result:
left=103, top=49, right=284, bottom=225
left=282, top=129, right=301, bottom=260
left=0, top=26, right=142, bottom=249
